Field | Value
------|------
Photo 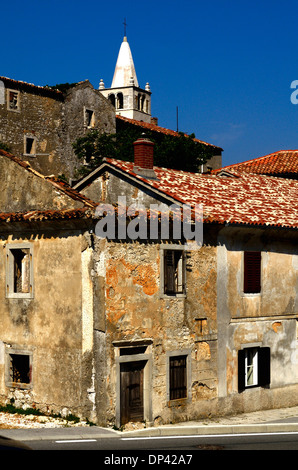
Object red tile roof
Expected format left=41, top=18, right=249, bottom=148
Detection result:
left=103, top=157, right=298, bottom=230
left=116, top=115, right=223, bottom=150
left=216, top=150, right=298, bottom=177
left=0, top=207, right=94, bottom=223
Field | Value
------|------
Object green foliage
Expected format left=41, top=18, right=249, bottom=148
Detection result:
left=0, top=141, right=12, bottom=152
left=45, top=82, right=77, bottom=94
left=73, top=128, right=214, bottom=176
left=0, top=403, right=44, bottom=416
left=154, top=132, right=213, bottom=172
left=0, top=402, right=91, bottom=425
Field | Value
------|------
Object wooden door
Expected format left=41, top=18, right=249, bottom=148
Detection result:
left=120, top=361, right=145, bottom=425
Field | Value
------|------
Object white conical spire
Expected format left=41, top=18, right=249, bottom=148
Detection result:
left=111, top=37, right=139, bottom=88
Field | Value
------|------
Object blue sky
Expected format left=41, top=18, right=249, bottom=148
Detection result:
left=1, top=0, right=297, bottom=166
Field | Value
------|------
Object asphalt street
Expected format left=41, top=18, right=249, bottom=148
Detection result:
left=1, top=405, right=298, bottom=451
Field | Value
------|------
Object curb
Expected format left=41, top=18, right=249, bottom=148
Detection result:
left=120, top=422, right=298, bottom=438
left=2, top=422, right=298, bottom=442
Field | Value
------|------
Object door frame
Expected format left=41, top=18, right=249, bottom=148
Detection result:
left=114, top=344, right=152, bottom=428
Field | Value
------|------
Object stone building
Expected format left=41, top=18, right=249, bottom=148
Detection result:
left=0, top=76, right=116, bottom=179
left=0, top=140, right=297, bottom=427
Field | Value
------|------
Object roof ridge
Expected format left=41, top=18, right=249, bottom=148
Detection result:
left=220, top=149, right=298, bottom=171
left=116, top=115, right=223, bottom=150
left=0, top=149, right=98, bottom=208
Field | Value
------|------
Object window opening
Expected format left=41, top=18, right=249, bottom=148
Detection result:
left=108, top=94, right=115, bottom=107
left=12, top=248, right=30, bottom=294
left=244, top=251, right=261, bottom=294
left=238, top=347, right=270, bottom=391
left=169, top=355, right=187, bottom=400
left=85, top=109, right=95, bottom=128
left=25, top=137, right=35, bottom=155
left=164, top=249, right=185, bottom=295
left=9, top=354, right=31, bottom=385
left=6, top=245, right=33, bottom=298
left=245, top=348, right=258, bottom=386
left=116, top=93, right=123, bottom=109
left=8, top=90, right=19, bottom=110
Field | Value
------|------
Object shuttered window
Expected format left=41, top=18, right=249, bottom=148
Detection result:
left=169, top=355, right=187, bottom=400
left=238, top=347, right=270, bottom=392
left=243, top=251, right=261, bottom=294
left=164, top=249, right=185, bottom=295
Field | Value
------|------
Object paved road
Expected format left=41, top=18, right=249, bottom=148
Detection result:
left=5, top=430, right=298, bottom=451
left=2, top=406, right=298, bottom=452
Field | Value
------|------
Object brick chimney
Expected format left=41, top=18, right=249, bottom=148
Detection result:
left=133, top=135, right=157, bottom=179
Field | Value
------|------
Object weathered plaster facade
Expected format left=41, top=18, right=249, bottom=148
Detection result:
left=0, top=212, right=297, bottom=427
left=0, top=225, right=90, bottom=417
left=217, top=227, right=298, bottom=414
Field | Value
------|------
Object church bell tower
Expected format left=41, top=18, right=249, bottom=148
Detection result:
left=99, top=34, right=152, bottom=123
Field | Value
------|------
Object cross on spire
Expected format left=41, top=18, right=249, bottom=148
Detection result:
left=123, top=18, right=127, bottom=37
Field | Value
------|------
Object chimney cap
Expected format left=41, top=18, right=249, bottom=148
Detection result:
left=133, top=134, right=157, bottom=180
left=133, top=133, right=154, bottom=145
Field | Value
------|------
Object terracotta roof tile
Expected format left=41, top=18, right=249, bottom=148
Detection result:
left=104, top=157, right=298, bottom=230
left=116, top=115, right=223, bottom=150
left=0, top=207, right=94, bottom=223
left=216, top=150, right=298, bottom=177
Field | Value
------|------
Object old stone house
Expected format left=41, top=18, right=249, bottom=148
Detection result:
left=0, top=77, right=115, bottom=179
left=0, top=139, right=297, bottom=427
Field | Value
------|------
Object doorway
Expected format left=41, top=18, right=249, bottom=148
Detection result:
left=120, top=361, right=146, bottom=425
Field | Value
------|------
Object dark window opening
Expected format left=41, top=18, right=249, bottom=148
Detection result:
left=238, top=347, right=270, bottom=392
left=164, top=249, right=185, bottom=295
left=8, top=90, right=19, bottom=110
left=120, top=346, right=147, bottom=356
left=244, top=251, right=261, bottom=293
left=85, top=109, right=94, bottom=128
left=25, top=137, right=35, bottom=155
left=108, top=94, right=115, bottom=107
left=9, top=354, right=31, bottom=385
left=116, top=93, right=123, bottom=109
left=169, top=355, right=187, bottom=400
left=11, top=248, right=30, bottom=294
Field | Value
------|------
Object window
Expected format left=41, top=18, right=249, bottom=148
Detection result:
left=84, top=108, right=95, bottom=128
left=167, top=350, right=191, bottom=404
left=162, top=248, right=185, bottom=296
left=6, top=244, right=33, bottom=298
left=24, top=136, right=36, bottom=156
left=6, top=351, right=32, bottom=389
left=169, top=355, right=187, bottom=400
left=244, top=251, right=261, bottom=294
left=116, top=93, right=123, bottom=109
left=7, top=89, right=20, bottom=111
left=108, top=94, right=115, bottom=107
left=238, top=347, right=270, bottom=391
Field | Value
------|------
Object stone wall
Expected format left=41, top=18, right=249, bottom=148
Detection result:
left=0, top=78, right=116, bottom=179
